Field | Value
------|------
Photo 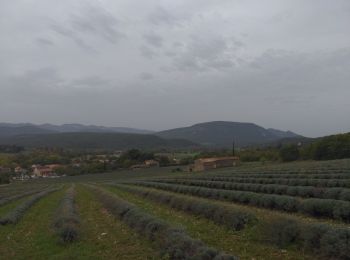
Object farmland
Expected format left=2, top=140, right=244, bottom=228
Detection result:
left=0, top=159, right=350, bottom=259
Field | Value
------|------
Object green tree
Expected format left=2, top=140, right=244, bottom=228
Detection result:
left=157, top=156, right=170, bottom=167
left=279, top=145, right=300, bottom=162
left=0, top=172, right=10, bottom=184
left=311, top=133, right=350, bottom=160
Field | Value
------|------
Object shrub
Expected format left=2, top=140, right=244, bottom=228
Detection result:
left=279, top=145, right=300, bottom=162
left=299, top=199, right=335, bottom=218
left=339, top=190, right=350, bottom=201
left=323, top=187, right=343, bottom=200
left=300, top=223, right=329, bottom=251
left=300, top=199, right=350, bottom=222
left=264, top=218, right=299, bottom=247
left=333, top=202, right=350, bottom=222
left=54, top=185, right=80, bottom=243
left=320, top=229, right=350, bottom=259
left=267, top=217, right=350, bottom=259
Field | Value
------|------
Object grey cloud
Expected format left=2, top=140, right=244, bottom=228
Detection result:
left=171, top=35, right=241, bottom=71
left=139, top=45, right=158, bottom=59
left=69, top=4, right=124, bottom=44
left=2, top=68, right=65, bottom=103
left=50, top=23, right=96, bottom=52
left=49, top=3, right=124, bottom=51
left=71, top=76, right=112, bottom=88
left=148, top=6, right=183, bottom=26
left=147, top=1, right=228, bottom=27
left=49, top=24, right=73, bottom=38
left=139, top=72, right=154, bottom=80
left=1, top=0, right=350, bottom=136
left=173, top=41, right=184, bottom=48
left=263, top=95, right=316, bottom=106
left=9, top=68, right=62, bottom=88
left=1, top=69, right=115, bottom=105
left=248, top=48, right=350, bottom=91
left=36, top=38, right=54, bottom=46
left=164, top=51, right=177, bottom=57
left=143, top=32, right=163, bottom=48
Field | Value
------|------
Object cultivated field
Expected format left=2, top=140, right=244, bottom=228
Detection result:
left=0, top=159, right=350, bottom=259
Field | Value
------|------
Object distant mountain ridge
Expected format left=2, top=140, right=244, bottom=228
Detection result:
left=0, top=124, right=55, bottom=137
left=38, top=123, right=154, bottom=134
left=0, top=123, right=154, bottom=135
left=0, top=132, right=197, bottom=150
left=0, top=121, right=302, bottom=149
left=267, top=128, right=300, bottom=139
left=156, top=121, right=302, bottom=147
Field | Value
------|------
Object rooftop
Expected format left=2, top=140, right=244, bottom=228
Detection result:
left=196, top=156, right=240, bottom=163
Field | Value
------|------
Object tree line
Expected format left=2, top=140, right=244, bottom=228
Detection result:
left=197, top=132, right=350, bottom=163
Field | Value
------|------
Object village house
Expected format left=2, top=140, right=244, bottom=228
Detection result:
left=131, top=159, right=160, bottom=170
left=190, top=156, right=240, bottom=172
left=31, top=164, right=61, bottom=178
left=144, top=160, right=160, bottom=167
left=130, top=164, right=148, bottom=170
left=14, top=166, right=27, bottom=174
left=0, top=166, right=11, bottom=173
left=12, top=166, right=29, bottom=180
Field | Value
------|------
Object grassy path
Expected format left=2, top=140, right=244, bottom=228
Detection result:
left=106, top=185, right=315, bottom=260
left=0, top=189, right=66, bottom=258
left=74, top=185, right=159, bottom=259
left=0, top=185, right=159, bottom=259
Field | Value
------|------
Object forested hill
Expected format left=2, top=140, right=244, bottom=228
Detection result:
left=0, top=132, right=198, bottom=151
left=0, top=123, right=153, bottom=135
left=0, top=125, right=55, bottom=136
left=0, top=121, right=302, bottom=149
left=157, top=121, right=301, bottom=147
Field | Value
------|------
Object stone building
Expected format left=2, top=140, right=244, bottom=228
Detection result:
left=190, top=156, right=240, bottom=172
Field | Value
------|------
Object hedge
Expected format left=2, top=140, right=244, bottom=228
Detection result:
left=87, top=185, right=237, bottom=260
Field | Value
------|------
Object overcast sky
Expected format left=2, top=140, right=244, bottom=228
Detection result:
left=1, top=0, right=349, bottom=137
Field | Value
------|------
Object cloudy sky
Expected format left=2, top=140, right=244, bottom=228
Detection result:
left=1, top=0, right=349, bottom=137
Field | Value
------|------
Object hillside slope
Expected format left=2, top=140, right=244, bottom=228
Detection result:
left=0, top=123, right=153, bottom=135
left=0, top=132, right=198, bottom=150
left=0, top=125, right=55, bottom=137
left=157, top=121, right=301, bottom=147
left=38, top=123, right=154, bottom=134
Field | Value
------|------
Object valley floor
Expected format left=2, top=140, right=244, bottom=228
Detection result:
left=1, top=159, right=350, bottom=259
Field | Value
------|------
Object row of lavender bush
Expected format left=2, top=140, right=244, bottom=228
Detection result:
left=0, top=187, right=59, bottom=225
left=53, top=185, right=80, bottom=243
left=133, top=181, right=350, bottom=222
left=87, top=185, right=237, bottom=260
